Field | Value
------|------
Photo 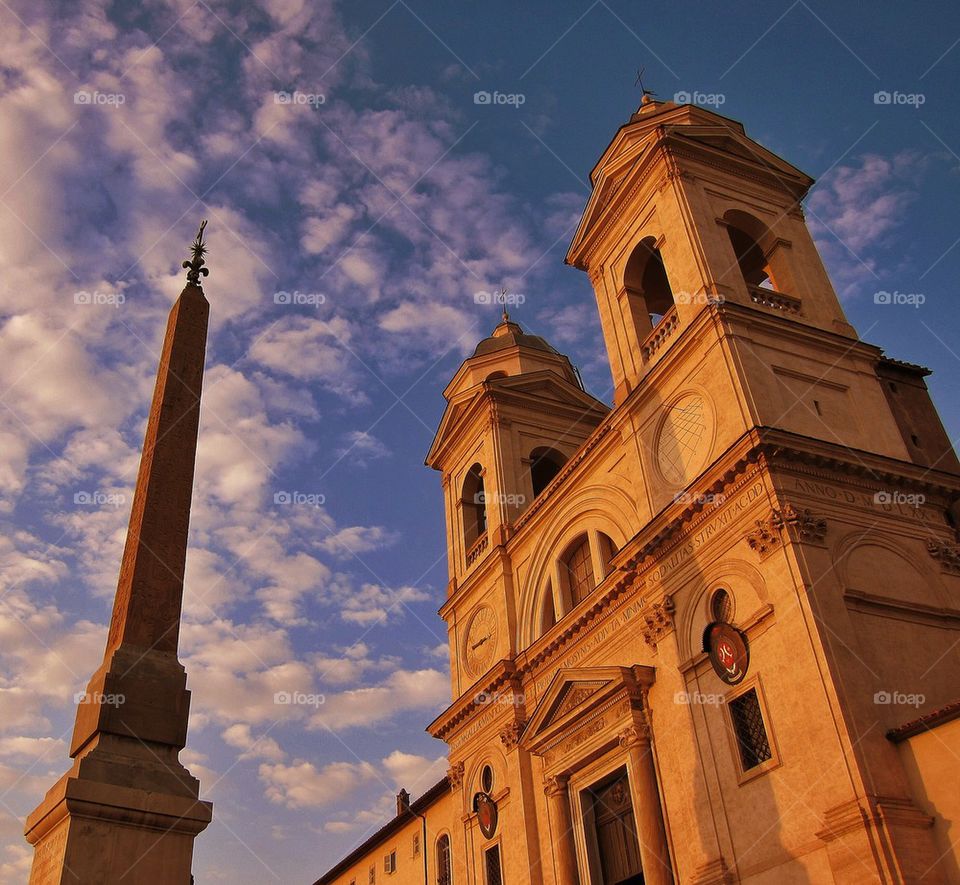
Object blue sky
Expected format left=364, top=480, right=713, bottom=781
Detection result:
left=0, top=0, right=958, bottom=881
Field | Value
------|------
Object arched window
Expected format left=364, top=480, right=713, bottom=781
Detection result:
left=539, top=581, right=556, bottom=635
left=624, top=236, right=676, bottom=334
left=723, top=210, right=783, bottom=293
left=529, top=446, right=566, bottom=498
left=561, top=535, right=596, bottom=607
left=598, top=533, right=618, bottom=574
left=461, top=464, right=486, bottom=548
left=436, top=834, right=451, bottom=885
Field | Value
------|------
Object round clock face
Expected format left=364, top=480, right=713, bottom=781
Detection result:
left=464, top=606, right=498, bottom=677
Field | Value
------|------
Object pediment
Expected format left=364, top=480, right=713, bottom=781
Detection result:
left=520, top=666, right=652, bottom=752
left=669, top=127, right=811, bottom=183
left=567, top=108, right=813, bottom=266
left=426, top=372, right=609, bottom=468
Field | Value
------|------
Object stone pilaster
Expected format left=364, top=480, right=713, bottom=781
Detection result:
left=544, top=776, right=578, bottom=885
left=619, top=725, right=674, bottom=885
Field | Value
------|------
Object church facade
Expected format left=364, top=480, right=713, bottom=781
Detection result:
left=315, top=99, right=960, bottom=885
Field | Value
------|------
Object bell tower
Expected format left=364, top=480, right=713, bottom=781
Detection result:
left=567, top=96, right=957, bottom=489
left=567, top=96, right=860, bottom=403
left=426, top=314, right=608, bottom=694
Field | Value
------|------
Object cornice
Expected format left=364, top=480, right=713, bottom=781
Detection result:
left=427, top=660, right=521, bottom=742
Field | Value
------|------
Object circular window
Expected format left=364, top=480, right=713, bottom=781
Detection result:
left=711, top=588, right=734, bottom=624
left=480, top=764, right=494, bottom=794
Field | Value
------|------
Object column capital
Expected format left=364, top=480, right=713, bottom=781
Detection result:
left=499, top=720, right=525, bottom=750
left=447, top=761, right=465, bottom=790
left=543, top=774, right=569, bottom=798
left=618, top=722, right=651, bottom=749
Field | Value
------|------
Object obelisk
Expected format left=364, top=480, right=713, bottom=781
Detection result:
left=25, top=223, right=214, bottom=884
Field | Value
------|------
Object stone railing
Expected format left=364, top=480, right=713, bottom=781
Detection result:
left=748, top=284, right=802, bottom=315
left=466, top=533, right=488, bottom=568
left=641, top=307, right=679, bottom=361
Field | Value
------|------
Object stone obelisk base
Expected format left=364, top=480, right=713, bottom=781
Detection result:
left=25, top=775, right=211, bottom=885
left=25, top=645, right=212, bottom=884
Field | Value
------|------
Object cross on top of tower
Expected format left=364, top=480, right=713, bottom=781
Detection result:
left=635, top=66, right=656, bottom=105
left=182, top=219, right=210, bottom=286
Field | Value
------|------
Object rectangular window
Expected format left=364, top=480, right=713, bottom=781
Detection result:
left=484, top=844, right=503, bottom=885
left=384, top=850, right=397, bottom=874
left=369, top=866, right=375, bottom=885
left=729, top=687, right=772, bottom=770
left=413, top=832, right=420, bottom=857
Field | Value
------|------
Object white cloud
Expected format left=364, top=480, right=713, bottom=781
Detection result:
left=260, top=758, right=378, bottom=809
left=807, top=151, right=929, bottom=297
left=381, top=750, right=447, bottom=792
left=334, top=430, right=391, bottom=464
left=326, top=577, right=431, bottom=626
left=316, top=525, right=397, bottom=558
left=248, top=316, right=366, bottom=403
left=222, top=723, right=285, bottom=762
left=310, top=667, right=448, bottom=731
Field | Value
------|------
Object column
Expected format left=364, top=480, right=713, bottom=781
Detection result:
left=544, top=775, right=578, bottom=885
left=619, top=725, right=673, bottom=885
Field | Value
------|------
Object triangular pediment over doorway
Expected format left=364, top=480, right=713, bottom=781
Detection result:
left=519, top=666, right=653, bottom=754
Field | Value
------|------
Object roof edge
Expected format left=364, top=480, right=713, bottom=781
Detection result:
left=313, top=777, right=449, bottom=885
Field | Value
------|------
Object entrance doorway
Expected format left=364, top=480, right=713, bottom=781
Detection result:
left=582, top=768, right=643, bottom=884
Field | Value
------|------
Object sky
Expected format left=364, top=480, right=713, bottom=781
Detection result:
left=0, top=0, right=958, bottom=881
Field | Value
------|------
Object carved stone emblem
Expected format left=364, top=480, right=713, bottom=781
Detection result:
left=746, top=515, right=780, bottom=557
left=927, top=538, right=960, bottom=574
left=778, top=505, right=828, bottom=543
left=747, top=505, right=827, bottom=557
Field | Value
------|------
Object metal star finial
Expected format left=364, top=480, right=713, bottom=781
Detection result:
left=182, top=219, right=210, bottom=286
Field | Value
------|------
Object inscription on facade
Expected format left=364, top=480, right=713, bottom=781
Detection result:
left=646, top=480, right=766, bottom=584
left=792, top=478, right=941, bottom=524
